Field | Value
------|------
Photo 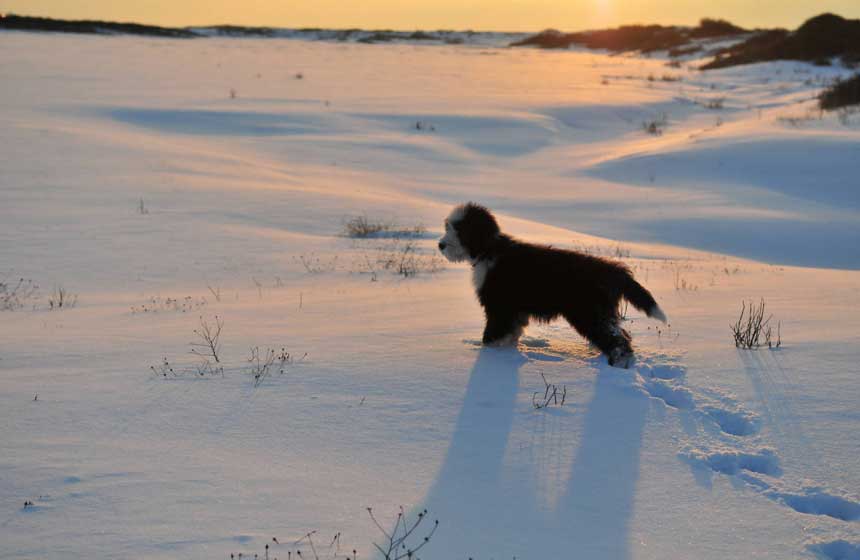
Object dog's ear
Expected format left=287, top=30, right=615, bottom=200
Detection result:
left=457, top=203, right=500, bottom=259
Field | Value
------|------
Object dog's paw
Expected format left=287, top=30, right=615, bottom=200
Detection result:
left=483, top=332, right=521, bottom=348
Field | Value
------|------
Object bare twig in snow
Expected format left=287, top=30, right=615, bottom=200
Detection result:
left=190, top=315, right=223, bottom=363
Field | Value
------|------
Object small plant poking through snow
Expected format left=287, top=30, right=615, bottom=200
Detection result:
left=367, top=506, right=439, bottom=560
left=224, top=507, right=437, bottom=560
left=206, top=284, right=222, bottom=302
left=151, top=356, right=224, bottom=378
left=669, top=262, right=698, bottom=291
left=533, top=372, right=567, bottom=409
left=151, top=357, right=176, bottom=377
left=248, top=346, right=298, bottom=387
left=731, top=299, right=781, bottom=349
left=193, top=359, right=223, bottom=377
left=570, top=242, right=631, bottom=259
left=48, top=285, right=77, bottom=309
left=295, top=254, right=339, bottom=274
left=642, top=112, right=668, bottom=135
left=153, top=316, right=305, bottom=380
left=360, top=240, right=444, bottom=279
left=673, top=270, right=698, bottom=291
left=344, top=215, right=391, bottom=238
left=0, top=275, right=38, bottom=311
left=379, top=241, right=425, bottom=277
left=338, top=217, right=442, bottom=279
left=190, top=315, right=223, bottom=363
left=343, top=215, right=427, bottom=239
left=131, top=295, right=207, bottom=314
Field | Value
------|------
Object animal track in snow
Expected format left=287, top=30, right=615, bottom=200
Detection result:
left=638, top=362, right=685, bottom=380
left=771, top=489, right=860, bottom=522
left=633, top=353, right=858, bottom=555
left=807, top=539, right=860, bottom=560
left=610, top=354, right=762, bottom=440
left=683, top=446, right=782, bottom=477
left=642, top=378, right=695, bottom=410
left=701, top=405, right=760, bottom=436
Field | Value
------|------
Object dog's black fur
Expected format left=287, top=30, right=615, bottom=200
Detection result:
left=438, top=202, right=666, bottom=367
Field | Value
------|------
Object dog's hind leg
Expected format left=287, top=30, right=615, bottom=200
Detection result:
left=566, top=315, right=634, bottom=368
left=482, top=311, right=525, bottom=347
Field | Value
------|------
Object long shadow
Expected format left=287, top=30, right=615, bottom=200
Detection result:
left=419, top=349, right=649, bottom=559
left=419, top=347, right=524, bottom=558
left=554, top=363, right=649, bottom=560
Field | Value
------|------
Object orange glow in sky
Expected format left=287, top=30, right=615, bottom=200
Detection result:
left=3, top=1, right=859, bottom=31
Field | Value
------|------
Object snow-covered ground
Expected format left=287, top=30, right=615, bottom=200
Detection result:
left=1, top=31, right=859, bottom=560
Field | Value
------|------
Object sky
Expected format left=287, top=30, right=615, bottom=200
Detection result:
left=2, top=0, right=858, bottom=32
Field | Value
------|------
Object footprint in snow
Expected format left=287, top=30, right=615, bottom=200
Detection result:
left=701, top=405, right=760, bottom=436
left=807, top=539, right=860, bottom=560
left=772, top=489, right=860, bottom=522
left=681, top=446, right=782, bottom=477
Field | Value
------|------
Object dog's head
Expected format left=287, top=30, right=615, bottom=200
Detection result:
left=438, top=203, right=500, bottom=263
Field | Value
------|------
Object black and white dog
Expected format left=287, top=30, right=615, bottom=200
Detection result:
left=438, top=203, right=666, bottom=367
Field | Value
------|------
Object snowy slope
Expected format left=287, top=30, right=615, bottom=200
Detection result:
left=1, top=31, right=859, bottom=560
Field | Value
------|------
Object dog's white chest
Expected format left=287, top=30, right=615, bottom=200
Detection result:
left=472, top=260, right=492, bottom=292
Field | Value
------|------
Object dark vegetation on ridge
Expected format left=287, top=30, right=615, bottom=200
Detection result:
left=510, top=18, right=746, bottom=55
left=703, top=13, right=860, bottom=69
left=819, top=73, right=860, bottom=110
left=0, top=13, right=478, bottom=43
left=0, top=13, right=196, bottom=37
left=512, top=13, right=860, bottom=71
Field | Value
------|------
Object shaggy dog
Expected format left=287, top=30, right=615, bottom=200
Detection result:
left=438, top=203, right=666, bottom=368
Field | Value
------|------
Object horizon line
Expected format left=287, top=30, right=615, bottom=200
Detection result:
left=3, top=10, right=850, bottom=36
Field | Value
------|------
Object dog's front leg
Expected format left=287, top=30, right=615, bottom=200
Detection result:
left=482, top=311, right=522, bottom=347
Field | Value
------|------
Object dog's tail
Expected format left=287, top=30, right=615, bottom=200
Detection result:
left=622, top=274, right=667, bottom=323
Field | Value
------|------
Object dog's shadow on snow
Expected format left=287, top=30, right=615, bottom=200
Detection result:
left=420, top=347, right=648, bottom=559
left=555, top=359, right=649, bottom=559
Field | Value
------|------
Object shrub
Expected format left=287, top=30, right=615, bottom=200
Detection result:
left=511, top=18, right=745, bottom=53
left=533, top=372, right=567, bottom=409
left=48, top=285, right=77, bottom=309
left=343, top=215, right=427, bottom=239
left=359, top=240, right=444, bottom=279
left=190, top=315, right=223, bottom=363
left=819, top=73, right=860, bottom=110
left=131, top=295, right=207, bottom=314
left=247, top=346, right=294, bottom=387
left=152, top=317, right=304, bottom=380
left=344, top=215, right=391, bottom=238
left=224, top=507, right=438, bottom=560
left=731, top=299, right=781, bottom=349
left=703, top=14, right=860, bottom=70
left=691, top=18, right=747, bottom=38
left=0, top=276, right=38, bottom=311
left=295, top=254, right=339, bottom=274
left=642, top=112, right=669, bottom=135
left=367, top=507, right=439, bottom=560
